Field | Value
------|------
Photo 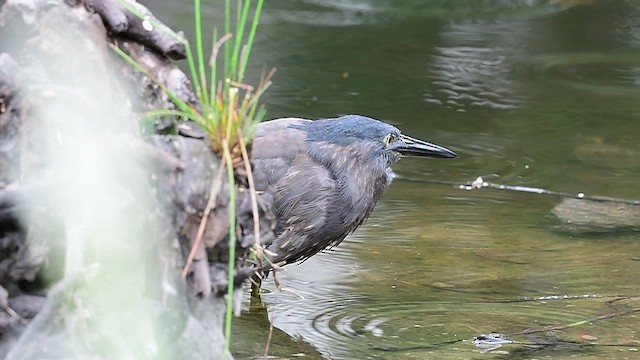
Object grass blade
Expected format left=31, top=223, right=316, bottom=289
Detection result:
left=230, top=0, right=251, bottom=81
left=238, top=0, right=264, bottom=82
left=221, top=140, right=237, bottom=359
left=194, top=0, right=209, bottom=103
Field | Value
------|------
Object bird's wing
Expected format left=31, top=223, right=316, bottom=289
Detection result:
left=252, top=118, right=341, bottom=264
left=251, top=117, right=311, bottom=192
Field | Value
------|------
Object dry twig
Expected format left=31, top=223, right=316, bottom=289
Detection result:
left=181, top=163, right=226, bottom=278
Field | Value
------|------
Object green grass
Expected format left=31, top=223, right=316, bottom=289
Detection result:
left=112, top=0, right=270, bottom=358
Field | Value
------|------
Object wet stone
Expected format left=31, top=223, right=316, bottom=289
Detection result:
left=574, top=140, right=640, bottom=169
left=551, top=198, right=640, bottom=233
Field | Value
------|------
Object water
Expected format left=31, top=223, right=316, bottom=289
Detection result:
left=151, top=0, right=640, bottom=358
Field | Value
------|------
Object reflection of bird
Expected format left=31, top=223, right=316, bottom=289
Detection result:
left=251, top=115, right=456, bottom=271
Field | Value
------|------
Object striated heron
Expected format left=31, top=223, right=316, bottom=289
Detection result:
left=251, top=115, right=456, bottom=272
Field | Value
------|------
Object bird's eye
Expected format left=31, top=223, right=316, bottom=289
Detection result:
left=383, top=133, right=396, bottom=145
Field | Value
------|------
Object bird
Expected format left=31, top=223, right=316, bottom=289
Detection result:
left=251, top=115, right=456, bottom=272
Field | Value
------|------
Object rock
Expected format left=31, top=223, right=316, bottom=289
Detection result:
left=575, top=139, right=640, bottom=169
left=551, top=198, right=640, bottom=233
left=0, top=0, right=274, bottom=358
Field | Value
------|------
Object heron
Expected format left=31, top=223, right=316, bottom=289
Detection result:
left=251, top=115, right=456, bottom=273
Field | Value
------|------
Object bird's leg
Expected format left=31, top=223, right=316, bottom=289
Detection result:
left=248, top=284, right=266, bottom=312
left=250, top=276, right=262, bottom=299
left=272, top=270, right=282, bottom=290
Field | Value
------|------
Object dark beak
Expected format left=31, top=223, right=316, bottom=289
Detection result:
left=390, top=134, right=458, bottom=158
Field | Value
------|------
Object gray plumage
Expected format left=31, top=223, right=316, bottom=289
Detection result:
left=251, top=115, right=456, bottom=268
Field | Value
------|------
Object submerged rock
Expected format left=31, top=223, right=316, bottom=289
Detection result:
left=551, top=198, right=640, bottom=233
left=574, top=139, right=640, bottom=169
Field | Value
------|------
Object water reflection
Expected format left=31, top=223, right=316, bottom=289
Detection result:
left=268, top=0, right=376, bottom=26
left=257, top=249, right=365, bottom=359
left=426, top=20, right=531, bottom=111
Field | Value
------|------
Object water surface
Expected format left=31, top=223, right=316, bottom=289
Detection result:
left=152, top=1, right=640, bottom=358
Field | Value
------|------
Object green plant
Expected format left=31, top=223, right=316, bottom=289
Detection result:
left=112, top=0, right=272, bottom=358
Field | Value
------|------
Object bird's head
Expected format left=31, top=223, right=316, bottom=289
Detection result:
left=299, top=115, right=457, bottom=166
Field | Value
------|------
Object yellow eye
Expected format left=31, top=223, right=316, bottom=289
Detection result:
left=383, top=133, right=396, bottom=145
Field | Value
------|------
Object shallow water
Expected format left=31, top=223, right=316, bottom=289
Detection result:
left=152, top=0, right=640, bottom=358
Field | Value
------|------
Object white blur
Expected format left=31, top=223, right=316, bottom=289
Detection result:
left=6, top=9, right=181, bottom=359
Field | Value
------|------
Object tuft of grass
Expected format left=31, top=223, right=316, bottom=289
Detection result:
left=113, top=0, right=272, bottom=358
left=114, top=0, right=272, bottom=162
left=190, top=0, right=272, bottom=164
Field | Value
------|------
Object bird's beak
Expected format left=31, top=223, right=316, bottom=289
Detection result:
left=390, top=134, right=458, bottom=158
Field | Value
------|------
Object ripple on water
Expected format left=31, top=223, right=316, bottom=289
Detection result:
left=259, top=282, right=639, bottom=360
left=521, top=52, right=640, bottom=98
left=249, top=200, right=640, bottom=359
left=266, top=0, right=573, bottom=29
left=254, top=217, right=640, bottom=359
left=425, top=21, right=529, bottom=111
